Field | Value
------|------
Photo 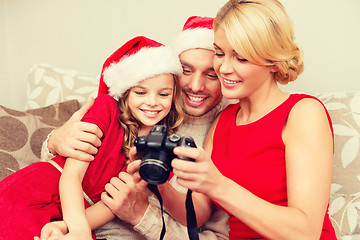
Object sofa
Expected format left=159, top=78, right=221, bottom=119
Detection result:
left=1, top=63, right=359, bottom=239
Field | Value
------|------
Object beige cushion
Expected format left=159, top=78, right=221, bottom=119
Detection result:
left=25, top=63, right=99, bottom=109
left=316, top=91, right=360, bottom=237
left=0, top=100, right=79, bottom=181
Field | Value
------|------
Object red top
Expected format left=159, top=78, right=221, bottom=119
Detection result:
left=53, top=93, right=126, bottom=204
left=211, top=94, right=336, bottom=239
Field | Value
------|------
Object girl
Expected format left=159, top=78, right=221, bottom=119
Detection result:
left=0, top=36, right=184, bottom=240
left=133, top=0, right=337, bottom=239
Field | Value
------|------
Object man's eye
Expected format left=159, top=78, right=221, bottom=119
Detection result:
left=182, top=69, right=192, bottom=75
left=207, top=74, right=218, bottom=80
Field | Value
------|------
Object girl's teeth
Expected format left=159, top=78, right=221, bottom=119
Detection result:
left=143, top=110, right=158, bottom=115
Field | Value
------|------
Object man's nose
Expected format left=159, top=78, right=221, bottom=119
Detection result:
left=188, top=73, right=205, bottom=92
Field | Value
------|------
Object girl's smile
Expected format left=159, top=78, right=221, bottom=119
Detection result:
left=128, top=73, right=174, bottom=131
left=140, top=109, right=162, bottom=118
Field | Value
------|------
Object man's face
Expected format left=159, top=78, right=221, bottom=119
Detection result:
left=179, top=49, right=222, bottom=117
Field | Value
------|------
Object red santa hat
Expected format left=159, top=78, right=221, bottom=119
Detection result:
left=98, top=36, right=182, bottom=99
left=172, top=16, right=215, bottom=55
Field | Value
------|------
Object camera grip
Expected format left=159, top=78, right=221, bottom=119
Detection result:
left=177, top=136, right=196, bottom=162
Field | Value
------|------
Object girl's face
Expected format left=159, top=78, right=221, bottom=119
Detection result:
left=213, top=28, right=277, bottom=100
left=128, top=74, right=174, bottom=133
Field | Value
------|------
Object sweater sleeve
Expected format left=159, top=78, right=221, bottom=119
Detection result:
left=40, top=130, right=56, bottom=162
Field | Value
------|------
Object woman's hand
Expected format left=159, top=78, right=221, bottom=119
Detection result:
left=172, top=146, right=225, bottom=199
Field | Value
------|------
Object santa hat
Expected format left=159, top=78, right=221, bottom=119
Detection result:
left=98, top=36, right=182, bottom=99
left=172, top=16, right=215, bottom=55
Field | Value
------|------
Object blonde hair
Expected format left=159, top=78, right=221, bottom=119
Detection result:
left=214, top=0, right=304, bottom=84
left=118, top=75, right=184, bottom=164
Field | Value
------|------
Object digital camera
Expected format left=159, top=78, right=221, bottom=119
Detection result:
left=134, top=125, right=196, bottom=185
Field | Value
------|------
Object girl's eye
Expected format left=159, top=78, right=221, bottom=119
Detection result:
left=135, top=91, right=146, bottom=95
left=160, top=93, right=170, bottom=97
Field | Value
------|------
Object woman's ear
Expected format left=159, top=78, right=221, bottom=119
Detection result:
left=270, top=64, right=279, bottom=73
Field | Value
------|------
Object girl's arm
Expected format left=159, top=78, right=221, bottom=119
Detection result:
left=85, top=201, right=116, bottom=230
left=38, top=200, right=116, bottom=238
left=60, top=158, right=117, bottom=232
left=59, top=158, right=92, bottom=238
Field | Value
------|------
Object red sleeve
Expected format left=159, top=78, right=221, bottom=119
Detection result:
left=81, top=94, right=120, bottom=137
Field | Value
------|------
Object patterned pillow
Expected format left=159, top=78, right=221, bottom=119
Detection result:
left=0, top=100, right=80, bottom=181
left=25, top=64, right=99, bottom=109
left=316, top=91, right=360, bottom=238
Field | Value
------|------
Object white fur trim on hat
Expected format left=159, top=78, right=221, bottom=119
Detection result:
left=172, top=28, right=214, bottom=55
left=103, top=46, right=182, bottom=100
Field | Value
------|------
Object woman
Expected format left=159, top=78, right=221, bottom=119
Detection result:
left=152, top=0, right=337, bottom=239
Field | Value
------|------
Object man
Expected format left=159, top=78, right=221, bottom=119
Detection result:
left=42, top=16, right=230, bottom=240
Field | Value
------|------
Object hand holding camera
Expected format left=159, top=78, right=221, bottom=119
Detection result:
left=134, top=125, right=197, bottom=185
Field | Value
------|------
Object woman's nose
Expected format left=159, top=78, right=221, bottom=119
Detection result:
left=219, top=57, right=233, bottom=75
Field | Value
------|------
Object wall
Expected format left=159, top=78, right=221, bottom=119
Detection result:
left=1, top=0, right=360, bottom=110
left=280, top=0, right=360, bottom=94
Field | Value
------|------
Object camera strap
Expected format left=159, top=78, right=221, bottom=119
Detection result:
left=148, top=184, right=166, bottom=240
left=147, top=184, right=199, bottom=240
left=186, top=189, right=199, bottom=240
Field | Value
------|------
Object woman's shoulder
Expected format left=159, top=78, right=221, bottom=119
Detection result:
left=287, top=94, right=331, bottom=130
left=290, top=94, right=327, bottom=115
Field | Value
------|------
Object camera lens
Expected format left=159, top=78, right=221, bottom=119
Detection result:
left=138, top=150, right=171, bottom=185
left=139, top=159, right=170, bottom=185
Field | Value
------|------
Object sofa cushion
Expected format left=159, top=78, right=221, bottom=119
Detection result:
left=25, top=63, right=99, bottom=109
left=329, top=193, right=360, bottom=237
left=316, top=91, right=360, bottom=238
left=0, top=100, right=79, bottom=181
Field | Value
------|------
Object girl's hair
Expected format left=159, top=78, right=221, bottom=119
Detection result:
left=117, top=74, right=184, bottom=163
left=214, top=0, right=304, bottom=84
